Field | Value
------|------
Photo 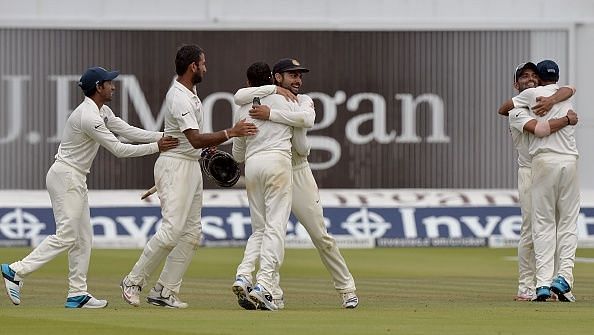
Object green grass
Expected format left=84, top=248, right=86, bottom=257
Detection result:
left=1, top=247, right=594, bottom=334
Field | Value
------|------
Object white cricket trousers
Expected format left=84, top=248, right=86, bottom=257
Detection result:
left=11, top=161, right=92, bottom=296
left=239, top=151, right=292, bottom=293
left=531, top=152, right=579, bottom=288
left=290, top=162, right=356, bottom=293
left=127, top=155, right=203, bottom=296
left=517, top=166, right=535, bottom=296
left=236, top=160, right=356, bottom=298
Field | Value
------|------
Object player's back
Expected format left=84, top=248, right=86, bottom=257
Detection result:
left=55, top=97, right=103, bottom=174
left=526, top=85, right=577, bottom=156
left=235, top=94, right=296, bottom=160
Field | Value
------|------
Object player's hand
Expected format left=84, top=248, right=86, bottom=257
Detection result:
left=249, top=105, right=271, bottom=120
left=533, top=96, right=555, bottom=116
left=204, top=146, right=217, bottom=154
left=276, top=86, right=297, bottom=102
left=157, top=136, right=179, bottom=152
left=567, top=109, right=578, bottom=126
left=229, top=119, right=258, bottom=137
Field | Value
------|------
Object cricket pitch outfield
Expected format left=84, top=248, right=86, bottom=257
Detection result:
left=1, top=247, right=594, bottom=335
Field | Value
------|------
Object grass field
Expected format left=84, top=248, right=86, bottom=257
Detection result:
left=1, top=247, right=594, bottom=334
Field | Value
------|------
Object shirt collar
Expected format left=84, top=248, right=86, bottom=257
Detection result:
left=83, top=96, right=102, bottom=114
left=173, top=80, right=198, bottom=98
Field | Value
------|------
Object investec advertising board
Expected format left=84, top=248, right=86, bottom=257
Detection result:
left=0, top=29, right=552, bottom=190
left=2, top=190, right=594, bottom=249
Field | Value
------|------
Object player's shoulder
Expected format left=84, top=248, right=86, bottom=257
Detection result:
left=263, top=93, right=287, bottom=105
left=100, top=105, right=115, bottom=117
left=509, top=107, right=531, bottom=119
left=297, top=94, right=313, bottom=104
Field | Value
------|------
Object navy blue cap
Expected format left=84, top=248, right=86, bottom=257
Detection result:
left=78, top=67, right=119, bottom=92
left=272, top=58, right=309, bottom=75
left=536, top=60, right=559, bottom=82
left=514, top=62, right=537, bottom=82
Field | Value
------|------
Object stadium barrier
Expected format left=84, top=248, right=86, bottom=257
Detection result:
left=2, top=189, right=594, bottom=248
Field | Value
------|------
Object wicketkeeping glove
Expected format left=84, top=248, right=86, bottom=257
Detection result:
left=200, top=148, right=241, bottom=188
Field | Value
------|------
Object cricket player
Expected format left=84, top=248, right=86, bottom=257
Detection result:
left=1, top=66, right=179, bottom=308
left=232, top=61, right=302, bottom=311
left=499, top=62, right=576, bottom=301
left=499, top=60, right=579, bottom=302
left=120, top=45, right=257, bottom=309
left=232, top=58, right=358, bottom=309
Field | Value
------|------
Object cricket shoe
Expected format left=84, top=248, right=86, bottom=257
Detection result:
left=120, top=276, right=141, bottom=307
left=514, top=293, right=535, bottom=301
left=550, top=276, right=576, bottom=302
left=342, top=292, right=359, bottom=308
left=65, top=294, right=108, bottom=308
left=534, top=286, right=551, bottom=302
left=248, top=284, right=278, bottom=311
left=1, top=263, right=22, bottom=305
left=232, top=275, right=256, bottom=310
left=258, top=296, right=284, bottom=310
left=514, top=289, right=536, bottom=301
left=274, top=297, right=285, bottom=310
left=146, top=287, right=188, bottom=309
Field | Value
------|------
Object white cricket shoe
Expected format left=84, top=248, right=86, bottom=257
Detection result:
left=146, top=286, right=188, bottom=309
left=342, top=292, right=359, bottom=309
left=120, top=276, right=141, bottom=307
left=248, top=284, right=278, bottom=311
left=1, top=264, right=22, bottom=305
left=273, top=297, right=285, bottom=310
left=65, top=294, right=108, bottom=309
left=232, top=275, right=256, bottom=310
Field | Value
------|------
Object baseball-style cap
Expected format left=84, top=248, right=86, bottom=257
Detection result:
left=536, top=60, right=559, bottom=82
left=272, top=58, right=309, bottom=74
left=78, top=66, right=119, bottom=92
left=514, top=62, right=537, bottom=82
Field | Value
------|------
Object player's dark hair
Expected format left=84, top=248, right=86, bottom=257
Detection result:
left=247, top=62, right=273, bottom=87
left=175, top=44, right=204, bottom=76
left=83, top=82, right=106, bottom=97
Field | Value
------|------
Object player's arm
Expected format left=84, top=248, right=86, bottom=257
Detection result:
left=521, top=110, right=578, bottom=137
left=176, top=100, right=257, bottom=149
left=184, top=119, right=257, bottom=149
left=498, top=99, right=515, bottom=116
left=250, top=97, right=315, bottom=128
left=232, top=136, right=247, bottom=163
left=234, top=86, right=276, bottom=105
left=532, top=86, right=576, bottom=116
left=83, top=115, right=175, bottom=157
left=499, top=88, right=536, bottom=116
left=234, top=85, right=297, bottom=106
left=291, top=127, right=311, bottom=157
left=103, top=107, right=163, bottom=143
left=231, top=110, right=247, bottom=163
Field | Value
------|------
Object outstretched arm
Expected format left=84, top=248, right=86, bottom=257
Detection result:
left=106, top=116, right=163, bottom=143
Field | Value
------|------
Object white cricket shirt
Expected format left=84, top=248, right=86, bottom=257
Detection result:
left=54, top=97, right=159, bottom=174
left=160, top=80, right=203, bottom=160
left=508, top=107, right=533, bottom=168
left=233, top=85, right=313, bottom=161
left=232, top=94, right=299, bottom=162
left=512, top=84, right=578, bottom=157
